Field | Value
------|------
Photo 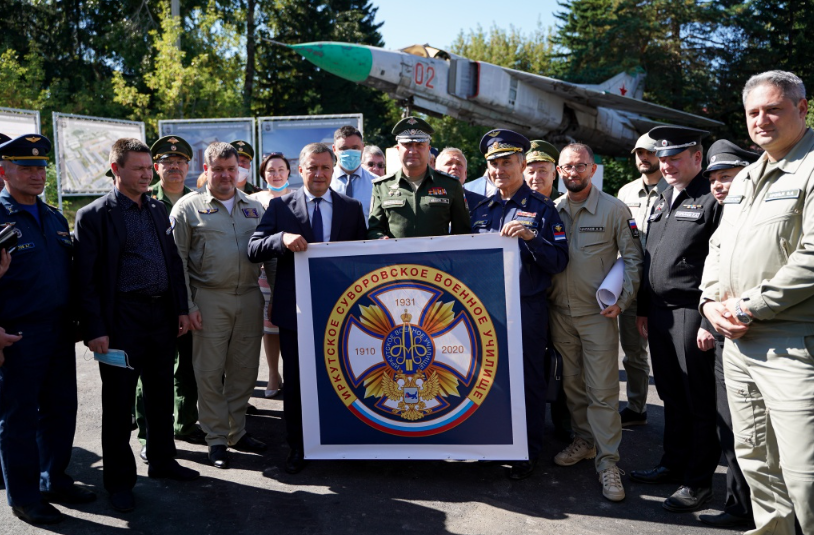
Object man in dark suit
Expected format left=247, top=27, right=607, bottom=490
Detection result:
left=248, top=142, right=366, bottom=474
left=74, top=138, right=199, bottom=513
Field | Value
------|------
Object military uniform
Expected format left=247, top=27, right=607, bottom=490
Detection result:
left=149, top=182, right=193, bottom=212
left=700, top=127, right=814, bottom=534
left=548, top=184, right=643, bottom=472
left=170, top=187, right=266, bottom=449
left=231, top=140, right=260, bottom=194
left=0, top=136, right=85, bottom=516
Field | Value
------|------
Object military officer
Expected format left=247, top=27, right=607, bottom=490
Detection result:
left=470, top=130, right=569, bottom=479
left=171, top=142, right=269, bottom=469
left=695, top=139, right=758, bottom=529
left=231, top=140, right=260, bottom=194
left=547, top=142, right=643, bottom=502
left=524, top=140, right=561, bottom=199
left=134, top=135, right=203, bottom=463
left=0, top=134, right=95, bottom=524
left=615, top=133, right=667, bottom=427
left=367, top=117, right=470, bottom=238
left=631, top=126, right=723, bottom=514
left=700, top=70, right=814, bottom=535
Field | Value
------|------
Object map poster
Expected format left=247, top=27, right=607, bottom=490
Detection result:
left=295, top=234, right=527, bottom=460
left=54, top=113, right=144, bottom=196
left=159, top=118, right=255, bottom=189
left=258, top=114, right=363, bottom=189
left=0, top=107, right=40, bottom=137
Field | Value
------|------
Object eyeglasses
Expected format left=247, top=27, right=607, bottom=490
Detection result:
left=557, top=163, right=591, bottom=173
left=366, top=162, right=385, bottom=169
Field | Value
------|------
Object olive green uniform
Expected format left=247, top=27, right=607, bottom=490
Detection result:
left=700, top=128, right=814, bottom=535
left=135, top=182, right=197, bottom=444
left=367, top=167, right=471, bottom=239
left=548, top=185, right=643, bottom=471
left=615, top=176, right=667, bottom=414
left=170, top=188, right=266, bottom=447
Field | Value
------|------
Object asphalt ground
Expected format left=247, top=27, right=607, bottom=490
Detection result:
left=0, top=341, right=746, bottom=535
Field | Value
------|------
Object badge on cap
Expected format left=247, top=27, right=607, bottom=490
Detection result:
left=168, top=137, right=179, bottom=143
left=407, top=118, right=417, bottom=125
left=25, top=136, right=41, bottom=143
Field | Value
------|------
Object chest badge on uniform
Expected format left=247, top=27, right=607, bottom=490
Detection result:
left=580, top=226, right=604, bottom=232
left=553, top=223, right=566, bottom=241
left=242, top=208, right=259, bottom=218
left=656, top=200, right=666, bottom=212
left=682, top=204, right=702, bottom=209
left=198, top=208, right=219, bottom=214
left=428, top=187, right=448, bottom=196
left=516, top=211, right=536, bottom=218
left=628, top=218, right=639, bottom=238
left=13, top=227, right=23, bottom=238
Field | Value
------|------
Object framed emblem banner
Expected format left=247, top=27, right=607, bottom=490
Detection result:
left=295, top=234, right=527, bottom=460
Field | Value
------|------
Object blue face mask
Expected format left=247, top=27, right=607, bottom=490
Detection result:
left=94, top=349, right=134, bottom=369
left=338, top=149, right=362, bottom=172
left=269, top=181, right=289, bottom=192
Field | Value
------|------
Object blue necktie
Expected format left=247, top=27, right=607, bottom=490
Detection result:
left=312, top=197, right=324, bottom=242
left=345, top=175, right=354, bottom=198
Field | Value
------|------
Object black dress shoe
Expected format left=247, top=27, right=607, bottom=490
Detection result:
left=620, top=407, right=648, bottom=427
left=231, top=433, right=268, bottom=453
left=508, top=458, right=538, bottom=480
left=12, top=502, right=63, bottom=524
left=629, top=465, right=683, bottom=484
left=148, top=461, right=200, bottom=481
left=285, top=448, right=307, bottom=474
left=699, top=511, right=754, bottom=528
left=139, top=446, right=148, bottom=464
left=109, top=490, right=135, bottom=513
left=175, top=427, right=207, bottom=445
left=41, top=484, right=97, bottom=504
left=662, top=486, right=713, bottom=512
left=208, top=445, right=229, bottom=469
left=246, top=403, right=259, bottom=415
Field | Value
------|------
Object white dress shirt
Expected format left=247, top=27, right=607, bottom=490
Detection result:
left=331, top=164, right=374, bottom=224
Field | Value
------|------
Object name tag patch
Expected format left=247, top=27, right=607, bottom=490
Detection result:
left=553, top=223, right=566, bottom=241
left=427, top=198, right=450, bottom=205
left=16, top=242, right=34, bottom=251
left=723, top=195, right=744, bottom=204
left=580, top=226, right=604, bottom=232
left=675, top=210, right=702, bottom=220
left=626, top=202, right=641, bottom=208
left=383, top=199, right=406, bottom=208
left=766, top=189, right=801, bottom=201
left=242, top=208, right=259, bottom=218
left=473, top=220, right=488, bottom=228
left=198, top=208, right=219, bottom=214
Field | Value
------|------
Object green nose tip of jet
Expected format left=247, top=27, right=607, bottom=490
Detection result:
left=289, top=42, right=373, bottom=83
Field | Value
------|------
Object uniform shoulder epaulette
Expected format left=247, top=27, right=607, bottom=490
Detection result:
left=371, top=173, right=394, bottom=184
left=528, top=189, right=552, bottom=204
left=432, top=169, right=457, bottom=182
left=45, top=202, right=61, bottom=212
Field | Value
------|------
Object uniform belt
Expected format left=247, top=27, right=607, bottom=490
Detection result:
left=116, top=292, right=169, bottom=303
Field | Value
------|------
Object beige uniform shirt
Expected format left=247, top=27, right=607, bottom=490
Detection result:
left=548, top=185, right=644, bottom=317
left=700, top=128, right=814, bottom=337
left=616, top=176, right=667, bottom=250
left=171, top=188, right=266, bottom=313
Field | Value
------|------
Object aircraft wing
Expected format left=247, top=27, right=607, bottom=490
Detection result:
left=509, top=70, right=723, bottom=128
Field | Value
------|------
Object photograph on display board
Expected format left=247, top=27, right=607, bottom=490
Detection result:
left=258, top=114, right=363, bottom=188
left=0, top=107, right=41, bottom=138
left=159, top=118, right=254, bottom=188
left=55, top=113, right=144, bottom=195
left=295, top=234, right=528, bottom=460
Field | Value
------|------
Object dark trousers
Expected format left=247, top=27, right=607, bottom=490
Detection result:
left=714, top=337, right=752, bottom=518
left=101, top=295, right=177, bottom=492
left=648, top=305, right=720, bottom=488
left=0, top=316, right=77, bottom=507
left=521, top=297, right=548, bottom=461
left=279, top=328, right=303, bottom=450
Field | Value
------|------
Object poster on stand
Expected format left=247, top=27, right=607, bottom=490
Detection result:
left=0, top=107, right=41, bottom=138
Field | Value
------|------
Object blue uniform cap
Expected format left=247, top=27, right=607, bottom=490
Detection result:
left=703, top=139, right=760, bottom=177
left=479, top=129, right=531, bottom=161
left=0, top=133, right=10, bottom=146
left=0, top=134, right=52, bottom=167
left=648, top=125, right=709, bottom=157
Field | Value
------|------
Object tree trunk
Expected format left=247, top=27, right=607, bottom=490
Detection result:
left=244, top=0, right=256, bottom=114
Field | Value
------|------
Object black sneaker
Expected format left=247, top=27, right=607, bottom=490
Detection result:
left=620, top=408, right=647, bottom=427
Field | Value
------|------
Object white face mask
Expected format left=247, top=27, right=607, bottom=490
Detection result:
left=238, top=167, right=250, bottom=182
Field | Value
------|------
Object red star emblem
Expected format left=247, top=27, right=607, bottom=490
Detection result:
left=619, top=84, right=627, bottom=96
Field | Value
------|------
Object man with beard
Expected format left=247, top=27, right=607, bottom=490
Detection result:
left=615, top=133, right=667, bottom=427
left=547, top=143, right=643, bottom=502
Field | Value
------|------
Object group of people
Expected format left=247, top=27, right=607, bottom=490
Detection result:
left=0, top=68, right=811, bottom=535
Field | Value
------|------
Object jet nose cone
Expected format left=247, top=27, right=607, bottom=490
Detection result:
left=289, top=42, right=373, bottom=83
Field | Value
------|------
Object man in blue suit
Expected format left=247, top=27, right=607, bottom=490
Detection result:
left=248, top=142, right=366, bottom=474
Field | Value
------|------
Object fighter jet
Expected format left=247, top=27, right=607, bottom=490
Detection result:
left=278, top=41, right=722, bottom=156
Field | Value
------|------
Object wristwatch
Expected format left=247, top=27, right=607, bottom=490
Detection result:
left=734, top=300, right=753, bottom=325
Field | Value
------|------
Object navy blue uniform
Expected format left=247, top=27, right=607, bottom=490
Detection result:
left=0, top=190, right=78, bottom=507
left=470, top=183, right=568, bottom=459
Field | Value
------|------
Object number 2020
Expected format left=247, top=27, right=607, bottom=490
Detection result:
left=414, top=63, right=435, bottom=89
left=442, top=345, right=465, bottom=354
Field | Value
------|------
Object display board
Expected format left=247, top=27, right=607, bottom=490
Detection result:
left=158, top=118, right=255, bottom=189
left=0, top=107, right=41, bottom=137
left=295, top=234, right=527, bottom=460
left=257, top=114, right=363, bottom=189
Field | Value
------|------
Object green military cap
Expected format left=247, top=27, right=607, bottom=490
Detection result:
left=230, top=140, right=255, bottom=161
left=526, top=140, right=559, bottom=163
left=150, top=135, right=192, bottom=161
left=392, top=116, right=434, bottom=143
